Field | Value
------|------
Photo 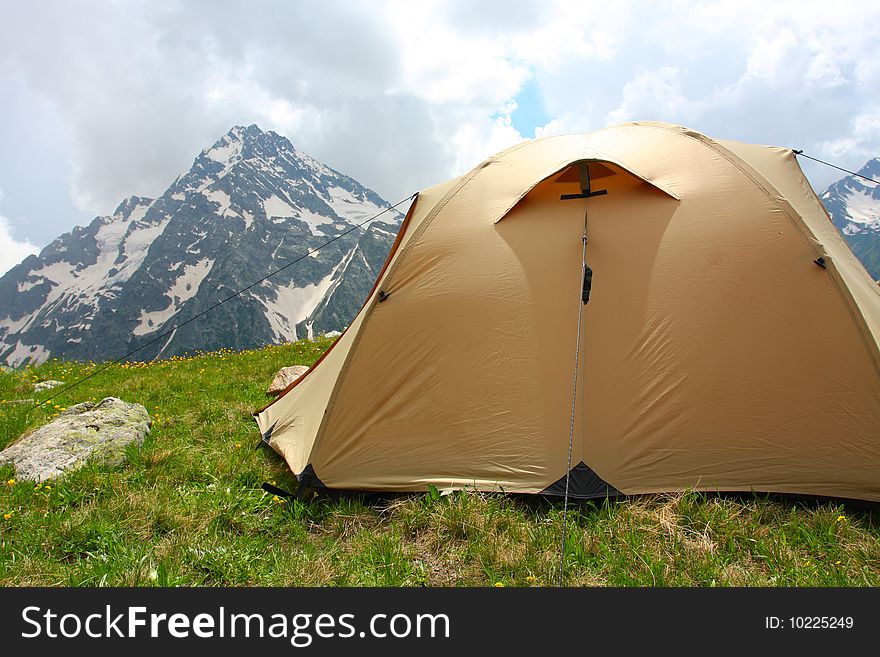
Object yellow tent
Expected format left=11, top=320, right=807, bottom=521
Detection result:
left=256, top=121, right=880, bottom=502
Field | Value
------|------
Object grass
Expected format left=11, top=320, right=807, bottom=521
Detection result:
left=1, top=339, right=878, bottom=586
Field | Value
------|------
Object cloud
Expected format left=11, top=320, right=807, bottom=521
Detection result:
left=605, top=66, right=700, bottom=126
left=1, top=0, right=879, bottom=235
left=0, top=0, right=635, bottom=216
left=0, top=205, right=40, bottom=276
left=819, top=111, right=880, bottom=160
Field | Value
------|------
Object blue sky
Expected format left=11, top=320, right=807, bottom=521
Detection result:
left=1, top=0, right=879, bottom=275
left=510, top=79, right=550, bottom=138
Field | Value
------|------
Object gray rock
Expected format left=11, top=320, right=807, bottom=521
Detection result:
left=34, top=380, right=64, bottom=392
left=0, top=397, right=151, bottom=481
left=267, top=365, right=310, bottom=396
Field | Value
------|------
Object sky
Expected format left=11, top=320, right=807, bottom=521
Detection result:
left=1, top=0, right=879, bottom=275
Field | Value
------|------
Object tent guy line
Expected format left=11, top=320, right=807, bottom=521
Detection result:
left=558, top=193, right=594, bottom=587
left=31, top=192, right=418, bottom=409
left=793, top=151, right=880, bottom=186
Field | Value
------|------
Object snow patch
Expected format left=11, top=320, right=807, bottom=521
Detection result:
left=263, top=195, right=297, bottom=219
left=256, top=276, right=331, bottom=341
left=370, top=226, right=397, bottom=238
left=0, top=313, right=34, bottom=334
left=154, top=327, right=178, bottom=359
left=95, top=217, right=129, bottom=254
left=295, top=209, right=333, bottom=236
left=842, top=188, right=880, bottom=231
left=3, top=340, right=49, bottom=367
left=204, top=136, right=242, bottom=164
left=204, top=188, right=232, bottom=215
left=185, top=176, right=215, bottom=192
left=125, top=203, right=150, bottom=224
left=119, top=218, right=172, bottom=273
left=297, top=150, right=333, bottom=178
left=17, top=278, right=41, bottom=293
left=253, top=248, right=354, bottom=341
left=327, top=185, right=392, bottom=226
left=133, top=258, right=214, bottom=336
left=272, top=237, right=285, bottom=259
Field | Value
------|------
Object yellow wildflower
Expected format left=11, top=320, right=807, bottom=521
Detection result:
left=5, top=479, right=14, bottom=486
left=526, top=575, right=537, bottom=583
left=493, top=581, right=504, bottom=587
left=837, top=515, right=846, bottom=523
left=234, top=443, right=242, bottom=449
left=3, top=513, right=11, bottom=520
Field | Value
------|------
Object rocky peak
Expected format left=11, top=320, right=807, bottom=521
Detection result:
left=112, top=195, right=154, bottom=220
left=0, top=124, right=403, bottom=367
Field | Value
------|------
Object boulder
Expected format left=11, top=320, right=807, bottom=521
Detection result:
left=34, top=380, right=64, bottom=392
left=0, top=397, right=151, bottom=482
left=267, top=365, right=310, bottom=396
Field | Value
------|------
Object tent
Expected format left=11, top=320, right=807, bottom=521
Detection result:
left=255, top=121, right=880, bottom=502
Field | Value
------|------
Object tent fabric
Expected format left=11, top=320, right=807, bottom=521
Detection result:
left=255, top=121, right=880, bottom=502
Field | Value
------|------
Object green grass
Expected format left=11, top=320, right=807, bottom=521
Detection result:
left=1, top=340, right=878, bottom=586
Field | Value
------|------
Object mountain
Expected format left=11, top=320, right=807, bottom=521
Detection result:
left=819, top=157, right=880, bottom=280
left=0, top=125, right=403, bottom=367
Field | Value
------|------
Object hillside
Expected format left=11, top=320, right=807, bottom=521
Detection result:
left=1, top=342, right=877, bottom=586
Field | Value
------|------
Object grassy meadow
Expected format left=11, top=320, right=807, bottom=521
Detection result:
left=1, top=338, right=878, bottom=586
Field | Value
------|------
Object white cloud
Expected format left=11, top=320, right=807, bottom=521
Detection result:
left=0, top=213, right=40, bottom=276
left=1, top=0, right=879, bottom=237
left=448, top=102, right=526, bottom=174
left=0, top=187, right=40, bottom=275
left=820, top=112, right=880, bottom=160
left=606, top=66, right=700, bottom=126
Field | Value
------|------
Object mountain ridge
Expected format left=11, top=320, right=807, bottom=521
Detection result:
left=0, top=125, right=402, bottom=366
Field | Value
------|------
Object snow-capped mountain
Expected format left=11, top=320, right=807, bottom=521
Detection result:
left=0, top=125, right=403, bottom=366
left=819, top=157, right=880, bottom=280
